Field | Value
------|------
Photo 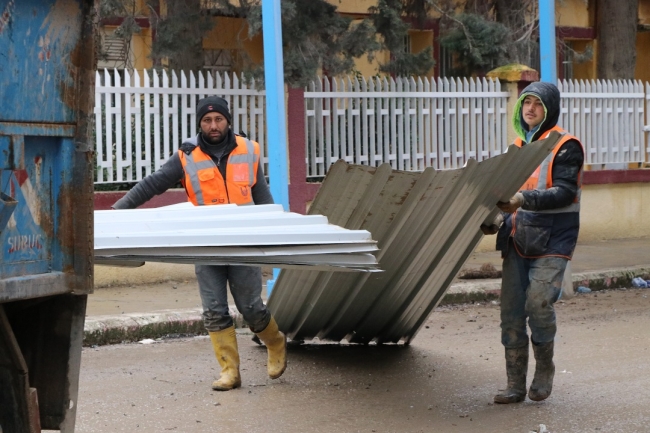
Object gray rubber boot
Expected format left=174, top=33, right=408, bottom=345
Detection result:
left=529, top=341, right=555, bottom=401
left=494, top=345, right=529, bottom=404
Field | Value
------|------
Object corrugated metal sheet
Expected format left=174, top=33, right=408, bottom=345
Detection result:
left=94, top=203, right=379, bottom=271
left=268, top=132, right=562, bottom=344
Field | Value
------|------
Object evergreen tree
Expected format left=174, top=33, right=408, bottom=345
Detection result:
left=150, top=0, right=215, bottom=73
left=369, top=0, right=435, bottom=76
left=439, top=13, right=510, bottom=76
left=99, top=0, right=434, bottom=83
left=432, top=0, right=594, bottom=77
left=492, top=0, right=538, bottom=66
left=435, top=0, right=540, bottom=75
left=242, top=0, right=380, bottom=87
left=98, top=0, right=638, bottom=85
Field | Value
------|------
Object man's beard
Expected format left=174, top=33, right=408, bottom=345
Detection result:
left=202, top=130, right=227, bottom=145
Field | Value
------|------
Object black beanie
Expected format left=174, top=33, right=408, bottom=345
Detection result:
left=196, top=96, right=232, bottom=127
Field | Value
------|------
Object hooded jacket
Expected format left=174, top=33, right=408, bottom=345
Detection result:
left=496, top=82, right=584, bottom=259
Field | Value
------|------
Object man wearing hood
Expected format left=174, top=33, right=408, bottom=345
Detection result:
left=113, top=96, right=287, bottom=391
left=481, top=82, right=584, bottom=404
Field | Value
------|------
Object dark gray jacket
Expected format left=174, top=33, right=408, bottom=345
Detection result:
left=113, top=129, right=274, bottom=209
left=496, top=82, right=584, bottom=258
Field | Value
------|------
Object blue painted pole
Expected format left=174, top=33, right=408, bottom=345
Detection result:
left=539, top=0, right=557, bottom=84
left=262, top=0, right=288, bottom=295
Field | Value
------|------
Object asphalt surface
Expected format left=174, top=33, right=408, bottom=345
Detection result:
left=85, top=237, right=650, bottom=346
left=75, top=287, right=650, bottom=433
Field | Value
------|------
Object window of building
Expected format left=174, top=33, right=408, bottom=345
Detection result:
left=203, top=49, right=234, bottom=73
left=403, top=34, right=412, bottom=53
left=99, top=30, right=129, bottom=67
left=559, top=40, right=594, bottom=80
left=438, top=45, right=453, bottom=77
left=562, top=40, right=575, bottom=79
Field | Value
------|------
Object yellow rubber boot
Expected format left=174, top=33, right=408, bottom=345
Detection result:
left=255, top=317, right=287, bottom=379
left=208, top=327, right=241, bottom=391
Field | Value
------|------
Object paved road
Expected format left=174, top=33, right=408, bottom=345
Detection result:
left=75, top=288, right=650, bottom=433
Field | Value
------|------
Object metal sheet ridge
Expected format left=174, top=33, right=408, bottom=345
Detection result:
left=268, top=132, right=562, bottom=343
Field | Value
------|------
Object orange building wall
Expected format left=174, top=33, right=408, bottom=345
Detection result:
left=557, top=0, right=593, bottom=27
left=635, top=32, right=650, bottom=83
left=640, top=0, right=650, bottom=25
left=410, top=30, right=435, bottom=76
left=354, top=49, right=389, bottom=78
left=203, top=17, right=247, bottom=50
left=353, top=53, right=382, bottom=77
left=202, top=17, right=263, bottom=70
left=639, top=0, right=650, bottom=83
left=131, top=28, right=153, bottom=70
left=567, top=40, right=596, bottom=80
left=330, top=0, right=376, bottom=14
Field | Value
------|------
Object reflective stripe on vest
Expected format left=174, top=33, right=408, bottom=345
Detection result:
left=228, top=137, right=257, bottom=189
left=514, top=126, right=583, bottom=214
left=179, top=135, right=259, bottom=206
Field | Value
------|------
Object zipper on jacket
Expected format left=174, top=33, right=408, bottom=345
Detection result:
left=215, top=156, right=231, bottom=204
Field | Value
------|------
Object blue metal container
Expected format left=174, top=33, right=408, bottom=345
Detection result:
left=0, top=192, right=18, bottom=233
left=0, top=0, right=96, bottom=431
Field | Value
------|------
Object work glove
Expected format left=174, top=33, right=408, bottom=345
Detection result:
left=480, top=212, right=504, bottom=235
left=497, top=192, right=524, bottom=214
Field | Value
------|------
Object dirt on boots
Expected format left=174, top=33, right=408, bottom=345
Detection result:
left=255, top=317, right=287, bottom=379
left=529, top=341, right=555, bottom=401
left=209, top=327, right=242, bottom=391
left=494, top=345, right=529, bottom=404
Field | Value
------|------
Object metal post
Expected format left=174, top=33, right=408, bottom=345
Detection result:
left=539, top=0, right=557, bottom=84
left=262, top=0, right=289, bottom=209
left=262, top=0, right=288, bottom=295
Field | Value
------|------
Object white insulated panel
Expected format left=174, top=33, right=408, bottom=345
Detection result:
left=94, top=203, right=379, bottom=271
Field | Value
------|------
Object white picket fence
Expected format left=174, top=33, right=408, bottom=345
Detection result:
left=558, top=79, right=648, bottom=166
left=94, top=69, right=650, bottom=184
left=304, top=76, right=509, bottom=177
left=94, top=69, right=266, bottom=183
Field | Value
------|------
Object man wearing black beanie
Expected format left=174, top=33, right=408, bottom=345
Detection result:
left=196, top=95, right=233, bottom=130
left=112, top=96, right=287, bottom=391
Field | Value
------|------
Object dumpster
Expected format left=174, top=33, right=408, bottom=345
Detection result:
left=0, top=0, right=96, bottom=432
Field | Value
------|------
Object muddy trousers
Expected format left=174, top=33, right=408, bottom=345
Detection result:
left=500, top=242, right=567, bottom=349
left=196, top=264, right=271, bottom=333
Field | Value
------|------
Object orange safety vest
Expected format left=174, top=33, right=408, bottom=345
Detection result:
left=513, top=125, right=584, bottom=209
left=179, top=135, right=260, bottom=206
left=509, top=126, right=584, bottom=259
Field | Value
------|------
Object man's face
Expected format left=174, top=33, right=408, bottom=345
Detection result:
left=522, top=95, right=545, bottom=129
left=200, top=112, right=229, bottom=144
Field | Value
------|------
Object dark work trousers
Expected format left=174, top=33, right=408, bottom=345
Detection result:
left=500, top=240, right=568, bottom=349
left=195, top=264, right=271, bottom=333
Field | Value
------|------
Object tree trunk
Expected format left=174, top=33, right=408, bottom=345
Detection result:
left=597, top=0, right=638, bottom=79
left=493, top=0, right=536, bottom=65
left=154, top=0, right=206, bottom=72
left=167, top=0, right=203, bottom=71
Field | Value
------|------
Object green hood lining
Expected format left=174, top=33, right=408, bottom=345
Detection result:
left=513, top=92, right=548, bottom=144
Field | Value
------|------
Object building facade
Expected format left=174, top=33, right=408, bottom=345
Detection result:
left=98, top=0, right=650, bottom=81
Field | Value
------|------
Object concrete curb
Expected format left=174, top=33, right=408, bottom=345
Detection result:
left=83, top=266, right=650, bottom=347
left=572, top=266, right=650, bottom=291
left=84, top=307, right=245, bottom=347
